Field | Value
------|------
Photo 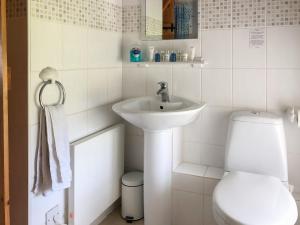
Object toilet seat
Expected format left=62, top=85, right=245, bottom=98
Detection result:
left=213, top=171, right=298, bottom=225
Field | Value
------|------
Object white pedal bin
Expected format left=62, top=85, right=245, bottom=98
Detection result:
left=121, top=171, right=144, bottom=221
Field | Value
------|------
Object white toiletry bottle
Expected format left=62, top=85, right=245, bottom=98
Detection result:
left=189, top=46, right=196, bottom=61
left=148, top=46, right=155, bottom=62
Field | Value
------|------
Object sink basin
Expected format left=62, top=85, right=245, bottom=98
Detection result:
left=112, top=96, right=206, bottom=225
left=112, top=96, right=206, bottom=130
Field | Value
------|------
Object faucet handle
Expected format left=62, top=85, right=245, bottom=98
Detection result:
left=158, top=81, right=168, bottom=88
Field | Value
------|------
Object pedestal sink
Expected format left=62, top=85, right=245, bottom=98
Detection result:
left=112, top=96, right=206, bottom=225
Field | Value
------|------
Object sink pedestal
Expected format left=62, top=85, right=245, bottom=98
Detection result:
left=144, top=129, right=173, bottom=225
left=112, top=96, right=206, bottom=225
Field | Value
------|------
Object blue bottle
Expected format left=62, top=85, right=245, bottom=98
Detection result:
left=154, top=51, right=161, bottom=62
left=170, top=51, right=177, bottom=62
left=130, top=48, right=142, bottom=62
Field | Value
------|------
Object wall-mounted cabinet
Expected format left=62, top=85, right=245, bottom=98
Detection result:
left=141, top=0, right=198, bottom=40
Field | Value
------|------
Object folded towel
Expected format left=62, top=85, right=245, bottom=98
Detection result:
left=33, top=104, right=72, bottom=195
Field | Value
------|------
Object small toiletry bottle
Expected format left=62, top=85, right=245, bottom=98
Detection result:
left=170, top=51, right=177, bottom=62
left=148, top=46, right=155, bottom=62
left=189, top=46, right=196, bottom=62
left=177, top=50, right=182, bottom=62
left=154, top=51, right=161, bottom=62
left=182, top=52, right=188, bottom=62
left=130, top=47, right=142, bottom=62
left=165, top=50, right=170, bottom=62
left=160, top=50, right=165, bottom=62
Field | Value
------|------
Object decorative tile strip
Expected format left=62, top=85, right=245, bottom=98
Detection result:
left=267, top=0, right=300, bottom=26
left=123, top=4, right=141, bottom=32
left=31, top=0, right=122, bottom=32
left=201, top=0, right=232, bottom=29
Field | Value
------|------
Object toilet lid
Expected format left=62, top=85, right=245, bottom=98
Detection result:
left=213, top=171, right=298, bottom=225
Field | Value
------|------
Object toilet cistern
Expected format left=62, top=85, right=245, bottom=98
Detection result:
left=212, top=111, right=298, bottom=225
left=156, top=81, right=170, bottom=102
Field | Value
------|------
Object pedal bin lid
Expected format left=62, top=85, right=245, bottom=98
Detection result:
left=122, top=171, right=144, bottom=186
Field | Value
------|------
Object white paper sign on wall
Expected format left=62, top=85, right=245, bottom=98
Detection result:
left=249, top=28, right=265, bottom=48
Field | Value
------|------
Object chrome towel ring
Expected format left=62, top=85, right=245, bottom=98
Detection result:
left=38, top=67, right=66, bottom=109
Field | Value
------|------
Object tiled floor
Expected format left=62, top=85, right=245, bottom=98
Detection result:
left=99, top=208, right=144, bottom=225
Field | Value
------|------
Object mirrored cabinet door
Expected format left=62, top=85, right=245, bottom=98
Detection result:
left=142, top=0, right=198, bottom=40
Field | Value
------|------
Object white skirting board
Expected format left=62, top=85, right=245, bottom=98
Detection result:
left=68, top=124, right=125, bottom=225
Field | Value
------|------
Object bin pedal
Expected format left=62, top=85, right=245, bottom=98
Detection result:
left=125, top=216, right=134, bottom=223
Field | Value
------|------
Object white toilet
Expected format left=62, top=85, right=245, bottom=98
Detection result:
left=213, top=111, right=298, bottom=225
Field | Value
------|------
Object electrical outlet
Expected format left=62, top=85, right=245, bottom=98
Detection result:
left=46, top=205, right=60, bottom=225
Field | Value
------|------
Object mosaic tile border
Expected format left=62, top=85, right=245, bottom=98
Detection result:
left=232, top=0, right=266, bottom=28
left=31, top=0, right=122, bottom=32
left=123, top=0, right=300, bottom=33
left=123, top=4, right=141, bottom=32
left=7, top=0, right=27, bottom=18
left=267, top=0, right=300, bottom=26
left=201, top=0, right=232, bottom=29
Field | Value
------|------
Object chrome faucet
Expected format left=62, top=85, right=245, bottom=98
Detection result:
left=157, top=81, right=170, bottom=102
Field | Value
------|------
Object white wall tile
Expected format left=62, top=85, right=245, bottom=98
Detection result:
left=123, top=67, right=147, bottom=98
left=125, top=135, right=144, bottom=171
left=87, top=69, right=108, bottom=108
left=172, top=190, right=203, bottom=225
left=287, top=153, right=300, bottom=193
left=233, top=28, right=266, bottom=68
left=267, top=27, right=300, bottom=69
left=173, top=65, right=201, bottom=102
left=296, top=201, right=300, bottom=225
left=67, top=112, right=88, bottom=142
left=184, top=106, right=231, bottom=145
left=107, top=68, right=123, bottom=103
left=199, top=106, right=231, bottom=145
left=31, top=19, right=62, bottom=71
left=146, top=65, right=173, bottom=96
left=87, top=30, right=122, bottom=68
left=202, top=29, right=232, bottom=68
left=267, top=69, right=300, bottom=111
left=62, top=70, right=88, bottom=115
left=203, top=178, right=220, bottom=196
left=173, top=173, right=204, bottom=194
left=203, top=196, right=218, bottom=225
left=174, top=163, right=207, bottom=177
left=202, top=69, right=232, bottom=106
left=87, top=104, right=121, bottom=133
left=183, top=142, right=225, bottom=168
left=205, top=167, right=224, bottom=180
left=233, top=69, right=266, bottom=110
left=182, top=142, right=201, bottom=164
left=284, top=119, right=300, bottom=154
left=62, top=24, right=88, bottom=69
left=125, top=122, right=144, bottom=136
left=198, top=143, right=225, bottom=168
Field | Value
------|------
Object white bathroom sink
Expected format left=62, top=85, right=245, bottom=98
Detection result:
left=112, top=96, right=206, bottom=130
left=113, top=96, right=206, bottom=225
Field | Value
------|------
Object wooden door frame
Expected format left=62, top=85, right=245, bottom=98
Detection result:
left=0, top=0, right=10, bottom=224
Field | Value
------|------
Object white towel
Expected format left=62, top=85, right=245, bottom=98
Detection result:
left=33, top=104, right=72, bottom=195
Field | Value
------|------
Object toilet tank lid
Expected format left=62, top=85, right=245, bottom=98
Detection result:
left=231, top=111, right=283, bottom=125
